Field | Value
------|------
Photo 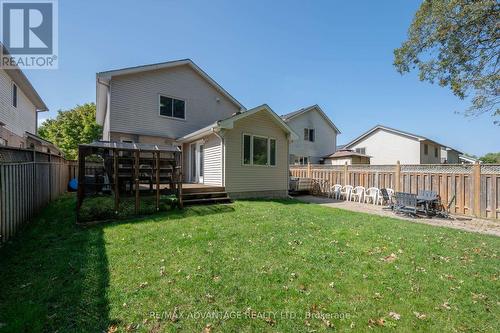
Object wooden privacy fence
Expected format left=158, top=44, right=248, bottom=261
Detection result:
left=290, top=162, right=500, bottom=220
left=0, top=147, right=77, bottom=243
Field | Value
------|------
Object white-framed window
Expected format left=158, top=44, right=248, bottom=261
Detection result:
left=355, top=147, right=366, bottom=155
left=293, top=156, right=309, bottom=165
left=0, top=138, right=7, bottom=146
left=12, top=83, right=17, bottom=108
left=159, top=95, right=185, bottom=119
left=303, top=128, right=315, bottom=142
left=242, top=134, right=277, bottom=167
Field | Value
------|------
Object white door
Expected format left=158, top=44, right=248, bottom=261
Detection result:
left=189, top=141, right=204, bottom=183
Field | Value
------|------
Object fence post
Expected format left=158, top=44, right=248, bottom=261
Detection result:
left=473, top=161, right=481, bottom=217
left=307, top=162, right=311, bottom=178
left=395, top=160, right=401, bottom=192
left=343, top=162, right=348, bottom=186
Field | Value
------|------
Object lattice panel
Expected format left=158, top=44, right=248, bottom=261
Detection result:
left=401, top=164, right=473, bottom=174
left=481, top=164, right=500, bottom=174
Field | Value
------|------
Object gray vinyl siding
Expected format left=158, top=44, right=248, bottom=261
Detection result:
left=109, top=64, right=240, bottom=139
left=203, top=134, right=223, bottom=186
left=224, top=110, right=289, bottom=194
left=0, top=69, right=37, bottom=138
left=286, top=108, right=338, bottom=163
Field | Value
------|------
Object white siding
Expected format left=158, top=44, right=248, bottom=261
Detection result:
left=203, top=134, right=222, bottom=186
left=109, top=65, right=240, bottom=139
left=286, top=108, right=337, bottom=163
left=224, top=110, right=289, bottom=194
left=0, top=69, right=37, bottom=137
left=348, top=129, right=421, bottom=165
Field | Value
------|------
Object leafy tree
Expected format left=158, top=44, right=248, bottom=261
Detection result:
left=394, top=0, right=499, bottom=123
left=38, top=103, right=102, bottom=159
left=479, top=152, right=500, bottom=163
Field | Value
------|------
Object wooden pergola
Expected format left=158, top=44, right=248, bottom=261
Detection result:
left=76, top=141, right=182, bottom=222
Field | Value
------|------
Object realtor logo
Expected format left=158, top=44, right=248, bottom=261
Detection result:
left=0, top=0, right=58, bottom=69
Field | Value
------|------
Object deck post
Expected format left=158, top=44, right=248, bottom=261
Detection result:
left=473, top=161, right=481, bottom=217
left=395, top=160, right=401, bottom=192
left=343, top=162, right=348, bottom=186
left=307, top=162, right=311, bottom=178
left=155, top=151, right=160, bottom=211
left=134, top=150, right=140, bottom=214
left=76, top=147, right=86, bottom=220
left=113, top=148, right=119, bottom=213
left=178, top=169, right=183, bottom=209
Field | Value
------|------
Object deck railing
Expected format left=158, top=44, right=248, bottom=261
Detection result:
left=290, top=162, right=500, bottom=220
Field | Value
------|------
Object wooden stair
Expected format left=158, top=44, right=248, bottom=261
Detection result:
left=182, top=186, right=232, bottom=206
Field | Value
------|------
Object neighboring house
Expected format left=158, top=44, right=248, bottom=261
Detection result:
left=323, top=149, right=371, bottom=165
left=343, top=125, right=461, bottom=165
left=441, top=147, right=462, bottom=164
left=459, top=155, right=480, bottom=164
left=0, top=46, right=56, bottom=153
left=96, top=59, right=297, bottom=198
left=281, top=104, right=340, bottom=164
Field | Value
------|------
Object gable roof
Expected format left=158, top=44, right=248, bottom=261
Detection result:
left=177, top=104, right=298, bottom=142
left=1, top=44, right=48, bottom=111
left=281, top=104, right=341, bottom=133
left=344, top=124, right=456, bottom=150
left=96, top=59, right=245, bottom=111
left=323, top=150, right=371, bottom=159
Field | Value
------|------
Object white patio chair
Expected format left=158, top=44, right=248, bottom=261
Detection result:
left=351, top=186, right=365, bottom=203
left=365, top=187, right=380, bottom=205
left=339, top=185, right=353, bottom=201
left=329, top=184, right=342, bottom=199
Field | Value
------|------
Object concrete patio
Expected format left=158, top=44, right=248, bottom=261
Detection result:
left=294, top=195, right=500, bottom=237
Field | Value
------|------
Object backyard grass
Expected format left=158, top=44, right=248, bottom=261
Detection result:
left=0, top=195, right=498, bottom=332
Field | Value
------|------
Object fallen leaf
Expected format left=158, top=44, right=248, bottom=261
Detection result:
left=160, top=266, right=166, bottom=276
left=107, top=325, right=118, bottom=333
left=381, top=253, right=398, bottom=263
left=202, top=324, right=212, bottom=333
left=413, top=311, right=427, bottom=320
left=323, top=318, right=335, bottom=328
left=388, top=312, right=401, bottom=320
left=139, top=282, right=148, bottom=288
left=441, top=302, right=451, bottom=310
left=264, top=317, right=276, bottom=326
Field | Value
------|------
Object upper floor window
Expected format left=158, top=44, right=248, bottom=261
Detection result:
left=303, top=128, right=315, bottom=142
left=159, top=95, right=185, bottom=119
left=12, top=83, right=17, bottom=108
left=434, top=147, right=438, bottom=158
left=424, top=144, right=428, bottom=155
left=355, top=147, right=366, bottom=155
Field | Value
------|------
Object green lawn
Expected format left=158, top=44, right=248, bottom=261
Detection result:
left=0, top=195, right=498, bottom=332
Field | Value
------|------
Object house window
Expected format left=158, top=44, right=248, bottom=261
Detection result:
left=242, top=134, right=277, bottom=166
left=270, top=139, right=276, bottom=166
left=12, top=83, right=17, bottom=108
left=294, top=156, right=308, bottom=165
left=303, top=128, right=315, bottom=142
left=434, top=147, right=438, bottom=158
left=424, top=144, right=428, bottom=155
left=355, top=147, right=366, bottom=155
left=159, top=95, right=185, bottom=119
left=0, top=138, right=7, bottom=146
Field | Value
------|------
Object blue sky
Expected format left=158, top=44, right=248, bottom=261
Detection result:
left=26, top=0, right=498, bottom=156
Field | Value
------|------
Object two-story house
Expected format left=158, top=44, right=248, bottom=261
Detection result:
left=281, top=105, right=340, bottom=164
left=96, top=59, right=297, bottom=199
left=343, top=125, right=462, bottom=165
left=0, top=47, right=56, bottom=153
